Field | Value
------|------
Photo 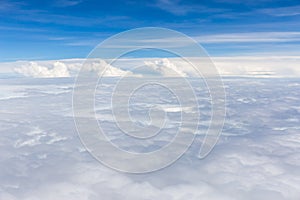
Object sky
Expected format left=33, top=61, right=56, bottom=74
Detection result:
left=1, top=0, right=300, bottom=61
left=1, top=1, right=300, bottom=199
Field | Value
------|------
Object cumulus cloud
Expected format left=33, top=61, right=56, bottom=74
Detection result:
left=144, top=58, right=189, bottom=77
left=14, top=61, right=70, bottom=78
left=81, top=59, right=136, bottom=77
left=13, top=59, right=136, bottom=78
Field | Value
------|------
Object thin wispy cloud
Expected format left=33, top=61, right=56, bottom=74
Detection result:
left=151, top=0, right=197, bottom=15
left=259, top=5, right=300, bottom=17
left=0, top=0, right=23, bottom=11
left=197, top=32, right=300, bottom=43
left=151, top=0, right=225, bottom=15
left=0, top=2, right=130, bottom=27
left=65, top=40, right=99, bottom=46
left=54, top=0, right=83, bottom=7
left=0, top=25, right=47, bottom=32
left=10, top=11, right=115, bottom=27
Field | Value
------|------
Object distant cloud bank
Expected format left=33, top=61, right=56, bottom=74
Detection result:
left=7, top=56, right=300, bottom=78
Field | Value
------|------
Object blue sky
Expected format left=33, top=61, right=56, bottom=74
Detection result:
left=1, top=0, right=300, bottom=61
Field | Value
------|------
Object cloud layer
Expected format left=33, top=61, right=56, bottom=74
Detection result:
left=7, top=56, right=300, bottom=78
left=0, top=77, right=300, bottom=199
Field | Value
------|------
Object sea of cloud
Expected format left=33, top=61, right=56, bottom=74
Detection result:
left=0, top=76, right=299, bottom=199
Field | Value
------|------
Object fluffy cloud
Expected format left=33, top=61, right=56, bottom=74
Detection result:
left=14, top=61, right=70, bottom=78
left=13, top=59, right=135, bottom=78
left=81, top=59, right=136, bottom=77
left=144, top=58, right=189, bottom=77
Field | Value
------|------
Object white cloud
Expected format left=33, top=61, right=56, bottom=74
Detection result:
left=14, top=61, right=70, bottom=78
left=13, top=59, right=136, bottom=78
left=144, top=56, right=300, bottom=78
left=144, top=58, right=188, bottom=77
left=258, top=5, right=300, bottom=17
left=151, top=0, right=224, bottom=16
left=6, top=56, right=300, bottom=78
left=0, top=76, right=300, bottom=199
left=211, top=56, right=300, bottom=77
left=54, top=0, right=83, bottom=7
left=196, top=32, right=300, bottom=43
left=81, top=59, right=136, bottom=77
